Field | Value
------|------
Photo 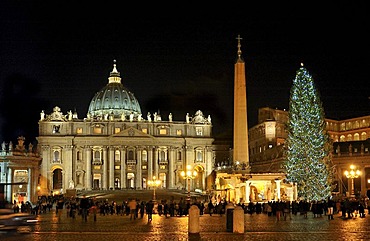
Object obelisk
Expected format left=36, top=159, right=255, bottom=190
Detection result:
left=233, top=35, right=249, bottom=170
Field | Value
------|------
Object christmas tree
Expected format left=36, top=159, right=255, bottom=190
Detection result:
left=284, top=64, right=334, bottom=201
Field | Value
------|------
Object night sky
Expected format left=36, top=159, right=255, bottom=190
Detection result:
left=1, top=2, right=369, bottom=144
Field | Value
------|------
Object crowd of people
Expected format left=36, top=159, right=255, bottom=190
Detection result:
left=8, top=194, right=370, bottom=223
left=236, top=196, right=369, bottom=220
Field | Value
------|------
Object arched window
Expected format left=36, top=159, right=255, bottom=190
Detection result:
left=114, top=177, right=120, bottom=189
left=361, top=132, right=367, bottom=140
left=53, top=169, right=63, bottom=190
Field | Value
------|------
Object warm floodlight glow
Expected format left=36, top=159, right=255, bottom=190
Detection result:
left=344, top=165, right=361, bottom=196
left=147, top=176, right=161, bottom=201
left=181, top=165, right=197, bottom=201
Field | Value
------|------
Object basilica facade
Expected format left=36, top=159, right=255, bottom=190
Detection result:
left=36, top=62, right=215, bottom=196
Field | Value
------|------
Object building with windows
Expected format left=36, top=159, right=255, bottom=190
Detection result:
left=36, top=62, right=215, bottom=196
left=249, top=106, right=370, bottom=198
left=0, top=136, right=41, bottom=206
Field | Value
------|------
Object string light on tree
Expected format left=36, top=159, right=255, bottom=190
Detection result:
left=284, top=64, right=334, bottom=201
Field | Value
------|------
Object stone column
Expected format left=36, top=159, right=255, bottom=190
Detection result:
left=148, top=147, right=153, bottom=180
left=103, top=147, right=108, bottom=190
left=85, top=147, right=92, bottom=190
left=168, top=147, right=175, bottom=189
left=109, top=147, right=115, bottom=189
left=41, top=145, right=50, bottom=195
left=154, top=147, right=158, bottom=178
left=361, top=166, right=366, bottom=196
left=63, top=145, right=73, bottom=190
left=205, top=146, right=213, bottom=176
left=27, top=168, right=32, bottom=202
left=120, top=148, right=126, bottom=189
left=6, top=167, right=12, bottom=203
left=275, top=180, right=281, bottom=201
left=245, top=181, right=250, bottom=203
left=136, top=148, right=142, bottom=190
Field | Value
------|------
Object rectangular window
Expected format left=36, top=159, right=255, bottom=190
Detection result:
left=142, top=128, right=148, bottom=134
left=94, top=166, right=101, bottom=170
left=176, top=129, right=182, bottom=136
left=159, top=129, right=167, bottom=135
left=53, top=125, right=60, bottom=133
left=94, top=127, right=102, bottom=134
left=76, top=128, right=83, bottom=134
left=142, top=165, right=147, bottom=170
left=196, top=150, right=203, bottom=162
left=114, top=165, right=121, bottom=170
left=196, top=127, right=203, bottom=136
left=115, top=127, right=121, bottom=134
left=160, top=165, right=166, bottom=170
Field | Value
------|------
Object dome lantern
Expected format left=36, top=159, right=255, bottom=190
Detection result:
left=87, top=61, right=142, bottom=120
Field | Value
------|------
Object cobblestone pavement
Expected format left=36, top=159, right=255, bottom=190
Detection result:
left=1, top=210, right=370, bottom=241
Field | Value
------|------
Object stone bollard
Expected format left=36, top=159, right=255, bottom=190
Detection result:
left=188, top=205, right=200, bottom=234
left=233, top=206, right=245, bottom=233
left=225, top=203, right=235, bottom=232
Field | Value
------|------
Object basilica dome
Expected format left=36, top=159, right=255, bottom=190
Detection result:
left=87, top=61, right=142, bottom=119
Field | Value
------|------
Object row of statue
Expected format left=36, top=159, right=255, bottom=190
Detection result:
left=40, top=107, right=212, bottom=124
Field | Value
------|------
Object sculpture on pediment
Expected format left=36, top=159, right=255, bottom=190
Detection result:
left=186, top=113, right=190, bottom=123
left=192, top=110, right=206, bottom=124
left=40, top=110, right=45, bottom=121
left=169, top=113, right=173, bottom=122
left=47, top=106, right=67, bottom=121
left=15, top=136, right=26, bottom=151
left=68, top=110, right=73, bottom=121
left=147, top=112, right=152, bottom=122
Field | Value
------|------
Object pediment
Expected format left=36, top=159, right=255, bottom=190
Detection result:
left=111, top=127, right=154, bottom=138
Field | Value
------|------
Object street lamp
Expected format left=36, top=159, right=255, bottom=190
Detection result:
left=344, top=164, right=361, bottom=196
left=181, top=165, right=197, bottom=201
left=147, top=176, right=161, bottom=201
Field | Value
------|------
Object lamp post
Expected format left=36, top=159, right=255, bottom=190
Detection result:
left=344, top=164, right=361, bottom=196
left=181, top=165, right=197, bottom=201
left=147, top=176, right=161, bottom=201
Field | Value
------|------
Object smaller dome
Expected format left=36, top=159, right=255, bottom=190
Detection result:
left=87, top=61, right=142, bottom=119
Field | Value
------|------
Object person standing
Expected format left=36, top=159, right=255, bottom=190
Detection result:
left=80, top=196, right=90, bottom=222
left=208, top=200, right=214, bottom=216
left=146, top=200, right=154, bottom=223
left=56, top=198, right=65, bottom=221
left=128, top=198, right=137, bottom=220
left=327, top=197, right=335, bottom=220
